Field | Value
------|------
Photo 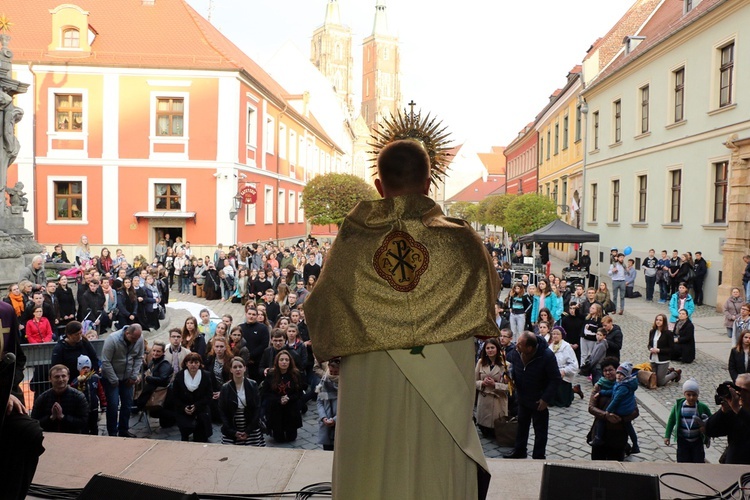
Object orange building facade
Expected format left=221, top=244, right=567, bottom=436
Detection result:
left=6, top=0, right=344, bottom=259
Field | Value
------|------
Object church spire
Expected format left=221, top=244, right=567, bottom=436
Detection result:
left=324, top=0, right=341, bottom=26
left=372, top=0, right=389, bottom=36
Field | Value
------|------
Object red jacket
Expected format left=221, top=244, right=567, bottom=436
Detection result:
left=25, top=317, right=53, bottom=343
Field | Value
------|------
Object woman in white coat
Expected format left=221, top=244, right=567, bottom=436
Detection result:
left=549, top=326, right=583, bottom=407
left=474, top=338, right=510, bottom=438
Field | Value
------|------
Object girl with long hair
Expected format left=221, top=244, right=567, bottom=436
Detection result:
left=116, top=277, right=138, bottom=327
left=182, top=316, right=207, bottom=361
left=474, top=338, right=510, bottom=438
left=505, top=283, right=530, bottom=342
left=219, top=357, right=264, bottom=446
left=261, top=350, right=306, bottom=442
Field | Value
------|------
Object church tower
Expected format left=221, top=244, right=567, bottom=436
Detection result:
left=361, top=0, right=401, bottom=131
left=311, top=0, right=354, bottom=111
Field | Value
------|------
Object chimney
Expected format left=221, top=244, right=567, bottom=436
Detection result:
left=623, top=36, right=646, bottom=55
left=142, top=0, right=155, bottom=5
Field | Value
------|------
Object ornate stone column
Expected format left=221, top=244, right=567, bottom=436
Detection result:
left=717, top=134, right=750, bottom=309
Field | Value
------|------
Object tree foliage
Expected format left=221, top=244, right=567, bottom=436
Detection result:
left=447, top=201, right=474, bottom=221
left=484, top=194, right=516, bottom=227
left=302, top=173, right=379, bottom=227
left=503, top=193, right=559, bottom=236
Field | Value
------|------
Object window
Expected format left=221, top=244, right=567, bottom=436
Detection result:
left=278, top=189, right=285, bottom=223
left=637, top=175, right=647, bottom=222
left=553, top=180, right=559, bottom=204
left=719, top=43, right=734, bottom=107
left=554, top=122, right=559, bottom=155
left=714, top=161, right=728, bottom=223
left=288, top=191, right=295, bottom=223
left=539, top=137, right=544, bottom=164
left=265, top=116, right=275, bottom=155
left=670, top=170, right=682, bottom=223
left=62, top=28, right=80, bottom=48
left=562, top=115, right=569, bottom=150
left=154, top=183, right=181, bottom=210
left=155, top=98, right=184, bottom=136
left=289, top=130, right=297, bottom=166
left=593, top=111, right=599, bottom=150
left=611, top=180, right=620, bottom=222
left=278, top=123, right=287, bottom=160
left=244, top=183, right=257, bottom=225
left=640, top=86, right=649, bottom=134
left=613, top=100, right=622, bottom=143
left=55, top=94, right=83, bottom=132
left=247, top=107, right=258, bottom=148
left=264, top=186, right=273, bottom=224
left=591, top=183, right=598, bottom=222
left=297, top=192, right=304, bottom=223
left=562, top=178, right=568, bottom=210
left=674, top=68, right=685, bottom=122
left=575, top=105, right=582, bottom=142
left=546, top=130, right=551, bottom=160
left=298, top=136, right=306, bottom=167
left=54, top=181, right=83, bottom=220
left=685, top=0, right=693, bottom=12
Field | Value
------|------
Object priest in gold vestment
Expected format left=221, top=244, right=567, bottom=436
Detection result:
left=305, top=135, right=500, bottom=499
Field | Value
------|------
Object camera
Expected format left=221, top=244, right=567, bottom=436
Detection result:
left=715, top=381, right=739, bottom=405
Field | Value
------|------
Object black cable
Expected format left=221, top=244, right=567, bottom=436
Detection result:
left=658, top=472, right=750, bottom=500
left=28, top=482, right=332, bottom=500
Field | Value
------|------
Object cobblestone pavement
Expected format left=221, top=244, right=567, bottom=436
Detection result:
left=107, top=278, right=732, bottom=463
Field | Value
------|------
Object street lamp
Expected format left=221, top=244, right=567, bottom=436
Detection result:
left=229, top=193, right=242, bottom=220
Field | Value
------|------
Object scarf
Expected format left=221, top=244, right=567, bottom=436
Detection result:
left=76, top=371, right=93, bottom=393
left=596, top=377, right=615, bottom=391
left=184, top=369, right=202, bottom=392
left=316, top=373, right=339, bottom=401
left=9, top=293, right=24, bottom=316
left=674, top=318, right=687, bottom=336
left=551, top=341, right=562, bottom=354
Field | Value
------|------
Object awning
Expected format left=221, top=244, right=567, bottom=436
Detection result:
left=134, top=211, right=196, bottom=221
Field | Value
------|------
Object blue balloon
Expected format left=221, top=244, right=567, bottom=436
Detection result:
left=623, top=246, right=632, bottom=256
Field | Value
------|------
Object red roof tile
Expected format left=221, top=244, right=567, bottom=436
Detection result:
left=447, top=175, right=506, bottom=203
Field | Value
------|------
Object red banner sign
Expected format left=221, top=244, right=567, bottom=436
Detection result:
left=239, top=185, right=257, bottom=205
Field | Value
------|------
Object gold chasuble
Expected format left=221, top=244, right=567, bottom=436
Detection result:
left=305, top=194, right=500, bottom=499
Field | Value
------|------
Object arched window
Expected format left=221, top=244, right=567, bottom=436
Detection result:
left=62, top=28, right=80, bottom=48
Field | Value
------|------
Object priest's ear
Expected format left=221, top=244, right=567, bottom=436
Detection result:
left=375, top=178, right=385, bottom=198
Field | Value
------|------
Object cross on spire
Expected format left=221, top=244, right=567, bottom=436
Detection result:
left=407, top=100, right=417, bottom=119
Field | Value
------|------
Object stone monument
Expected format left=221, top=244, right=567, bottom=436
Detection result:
left=0, top=29, right=45, bottom=285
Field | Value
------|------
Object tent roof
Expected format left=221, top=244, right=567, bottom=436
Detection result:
left=517, top=219, right=600, bottom=243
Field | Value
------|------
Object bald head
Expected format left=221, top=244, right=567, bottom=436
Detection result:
left=375, top=139, right=431, bottom=198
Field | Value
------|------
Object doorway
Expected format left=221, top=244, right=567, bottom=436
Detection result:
left=152, top=225, right=184, bottom=259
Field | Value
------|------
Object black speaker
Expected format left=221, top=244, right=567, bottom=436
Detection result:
left=539, top=463, right=660, bottom=500
left=79, top=473, right=199, bottom=500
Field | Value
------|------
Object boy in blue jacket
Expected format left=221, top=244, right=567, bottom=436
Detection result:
left=592, top=361, right=639, bottom=452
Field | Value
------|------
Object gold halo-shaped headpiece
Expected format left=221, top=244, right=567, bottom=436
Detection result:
left=368, top=104, right=453, bottom=186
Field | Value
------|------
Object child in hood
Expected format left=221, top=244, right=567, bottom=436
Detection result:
left=592, top=361, right=640, bottom=453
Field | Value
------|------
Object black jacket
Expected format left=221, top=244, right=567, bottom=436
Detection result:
left=693, top=258, right=708, bottom=280
left=50, top=338, right=100, bottom=378
left=145, top=357, right=173, bottom=387
left=30, top=387, right=89, bottom=434
left=705, top=407, right=750, bottom=464
left=219, top=378, right=261, bottom=439
left=78, top=290, right=104, bottom=322
left=671, top=320, right=696, bottom=363
left=241, top=322, right=270, bottom=364
left=506, top=335, right=561, bottom=409
left=55, top=286, right=77, bottom=320
left=647, top=329, right=673, bottom=362
left=728, top=349, right=750, bottom=382
left=605, top=325, right=623, bottom=360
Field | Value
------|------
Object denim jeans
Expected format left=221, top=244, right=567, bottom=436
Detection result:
left=103, top=379, right=134, bottom=437
left=659, top=280, right=670, bottom=301
left=611, top=280, right=626, bottom=311
left=645, top=275, right=656, bottom=301
left=510, top=313, right=526, bottom=341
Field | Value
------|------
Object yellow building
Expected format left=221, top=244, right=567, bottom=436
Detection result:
left=536, top=66, right=584, bottom=259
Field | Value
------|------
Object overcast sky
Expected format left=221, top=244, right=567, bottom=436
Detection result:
left=187, top=0, right=635, bottom=150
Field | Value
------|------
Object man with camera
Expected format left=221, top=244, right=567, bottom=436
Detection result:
left=705, top=375, right=750, bottom=464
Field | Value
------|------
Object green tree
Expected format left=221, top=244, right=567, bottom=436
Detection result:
left=503, top=193, right=558, bottom=237
left=475, top=197, right=494, bottom=226
left=447, top=201, right=474, bottom=221
left=301, top=173, right=379, bottom=227
left=464, top=203, right=478, bottom=223
left=484, top=194, right=516, bottom=227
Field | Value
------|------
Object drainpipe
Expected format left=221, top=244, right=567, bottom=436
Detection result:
left=27, top=62, right=38, bottom=238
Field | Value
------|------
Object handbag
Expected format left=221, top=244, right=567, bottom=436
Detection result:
left=493, top=416, right=518, bottom=447
left=578, top=361, right=592, bottom=376
left=145, top=387, right=168, bottom=411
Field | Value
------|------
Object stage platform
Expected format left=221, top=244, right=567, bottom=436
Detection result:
left=31, top=434, right=747, bottom=499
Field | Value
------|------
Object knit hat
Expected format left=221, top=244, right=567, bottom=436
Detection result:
left=551, top=325, right=567, bottom=339
left=683, top=378, right=700, bottom=395
left=77, top=354, right=92, bottom=372
left=616, top=362, right=633, bottom=377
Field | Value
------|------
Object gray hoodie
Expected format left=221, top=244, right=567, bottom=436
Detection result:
left=101, top=327, right=144, bottom=384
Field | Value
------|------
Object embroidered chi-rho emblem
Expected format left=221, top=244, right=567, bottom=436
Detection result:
left=373, top=231, right=429, bottom=292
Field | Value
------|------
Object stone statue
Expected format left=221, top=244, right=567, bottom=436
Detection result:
left=1, top=88, right=22, bottom=172
left=4, top=182, right=27, bottom=211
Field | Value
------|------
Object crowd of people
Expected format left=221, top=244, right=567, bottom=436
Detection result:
left=478, top=241, right=750, bottom=465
